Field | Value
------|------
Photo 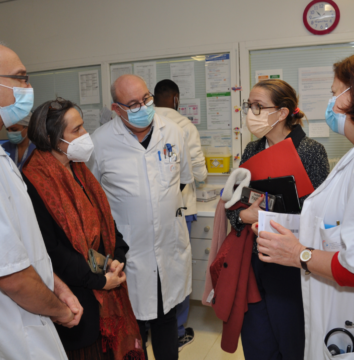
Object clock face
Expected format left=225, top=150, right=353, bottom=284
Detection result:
left=303, top=0, right=340, bottom=35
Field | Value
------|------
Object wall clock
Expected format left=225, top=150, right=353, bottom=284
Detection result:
left=303, top=0, right=340, bottom=35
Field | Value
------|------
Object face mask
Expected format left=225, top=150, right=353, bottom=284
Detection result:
left=325, top=87, right=350, bottom=135
left=246, top=109, right=280, bottom=138
left=119, top=100, right=155, bottom=129
left=7, top=130, right=27, bottom=145
left=174, top=97, right=179, bottom=111
left=0, top=85, right=34, bottom=128
left=60, top=133, right=94, bottom=162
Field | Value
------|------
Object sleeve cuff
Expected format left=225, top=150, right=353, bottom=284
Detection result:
left=0, top=259, right=31, bottom=278
left=331, top=251, right=354, bottom=287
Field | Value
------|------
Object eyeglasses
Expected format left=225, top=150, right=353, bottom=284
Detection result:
left=0, top=75, right=29, bottom=84
left=49, top=97, right=65, bottom=111
left=242, top=100, right=279, bottom=116
left=116, top=94, right=154, bottom=113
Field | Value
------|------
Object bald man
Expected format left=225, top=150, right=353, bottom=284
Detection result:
left=0, top=45, right=82, bottom=359
left=88, top=74, right=194, bottom=360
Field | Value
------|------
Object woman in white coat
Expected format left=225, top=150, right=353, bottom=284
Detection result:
left=256, top=54, right=354, bottom=359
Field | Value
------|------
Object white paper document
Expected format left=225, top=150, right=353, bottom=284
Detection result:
left=298, top=66, right=333, bottom=120
left=199, top=130, right=231, bottom=148
left=78, top=70, right=100, bottom=105
left=134, top=62, right=156, bottom=93
left=309, top=122, right=330, bottom=138
left=82, top=109, right=100, bottom=134
left=205, top=54, right=231, bottom=93
left=170, top=62, right=195, bottom=99
left=178, top=98, right=200, bottom=125
left=255, top=69, right=283, bottom=84
left=111, top=64, right=132, bottom=84
left=258, top=211, right=301, bottom=236
left=206, top=94, right=231, bottom=130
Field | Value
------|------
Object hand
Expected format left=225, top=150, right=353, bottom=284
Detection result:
left=103, top=262, right=126, bottom=290
left=51, top=306, right=74, bottom=326
left=251, top=222, right=259, bottom=237
left=109, top=259, right=121, bottom=273
left=239, top=195, right=264, bottom=225
left=57, top=292, right=83, bottom=328
left=257, top=220, right=305, bottom=267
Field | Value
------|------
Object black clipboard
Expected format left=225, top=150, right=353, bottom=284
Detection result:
left=250, top=176, right=301, bottom=214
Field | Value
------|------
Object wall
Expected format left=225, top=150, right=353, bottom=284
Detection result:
left=0, top=0, right=354, bottom=70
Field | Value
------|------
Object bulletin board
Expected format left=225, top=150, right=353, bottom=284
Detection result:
left=249, top=42, right=354, bottom=161
left=110, top=53, right=235, bottom=151
left=29, top=65, right=103, bottom=134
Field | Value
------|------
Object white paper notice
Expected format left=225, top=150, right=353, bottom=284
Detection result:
left=199, top=130, right=231, bottom=148
left=205, top=54, right=231, bottom=93
left=134, top=62, right=156, bottom=93
left=309, top=122, right=330, bottom=138
left=298, top=66, right=333, bottom=120
left=178, top=98, right=200, bottom=125
left=206, top=94, right=231, bottom=130
left=255, top=69, right=283, bottom=84
left=258, top=211, right=301, bottom=236
left=170, top=62, right=195, bottom=99
left=111, top=64, right=132, bottom=84
left=78, top=70, right=100, bottom=105
left=82, top=109, right=100, bottom=134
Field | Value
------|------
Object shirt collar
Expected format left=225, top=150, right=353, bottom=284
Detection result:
left=123, top=121, right=154, bottom=143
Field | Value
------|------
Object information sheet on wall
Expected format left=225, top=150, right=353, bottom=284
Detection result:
left=111, top=64, right=133, bottom=84
left=298, top=66, right=333, bottom=120
left=78, top=70, right=100, bottom=105
left=309, top=123, right=329, bottom=138
left=178, top=99, right=200, bottom=125
left=170, top=62, right=195, bottom=99
left=82, top=109, right=100, bottom=134
left=255, top=69, right=283, bottom=83
left=199, top=130, right=232, bottom=147
left=134, top=62, right=156, bottom=93
left=205, top=54, right=231, bottom=131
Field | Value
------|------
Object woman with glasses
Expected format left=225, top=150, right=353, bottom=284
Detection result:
left=234, top=79, right=329, bottom=360
left=21, top=98, right=144, bottom=360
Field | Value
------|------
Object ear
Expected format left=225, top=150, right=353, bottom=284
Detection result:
left=279, top=107, right=290, bottom=122
left=111, top=103, right=122, bottom=116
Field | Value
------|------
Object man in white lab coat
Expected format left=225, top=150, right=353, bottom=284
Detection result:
left=0, top=44, right=83, bottom=360
left=88, top=74, right=194, bottom=360
left=154, top=79, right=207, bottom=351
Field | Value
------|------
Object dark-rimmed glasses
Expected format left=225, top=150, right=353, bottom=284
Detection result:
left=242, top=100, right=279, bottom=116
left=0, top=75, right=29, bottom=84
left=116, top=93, right=154, bottom=113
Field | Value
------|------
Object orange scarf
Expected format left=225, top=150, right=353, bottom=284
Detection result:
left=23, top=150, right=144, bottom=360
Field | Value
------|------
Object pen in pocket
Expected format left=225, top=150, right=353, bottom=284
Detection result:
left=158, top=151, right=161, bottom=161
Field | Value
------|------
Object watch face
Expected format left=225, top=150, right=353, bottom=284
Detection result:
left=301, top=249, right=312, bottom=262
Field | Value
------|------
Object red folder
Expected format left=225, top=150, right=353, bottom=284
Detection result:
left=240, top=138, right=314, bottom=198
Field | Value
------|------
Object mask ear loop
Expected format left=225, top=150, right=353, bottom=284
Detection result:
left=268, top=108, right=281, bottom=128
left=336, top=87, right=351, bottom=99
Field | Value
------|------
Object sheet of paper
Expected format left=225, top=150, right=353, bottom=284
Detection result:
left=258, top=211, right=301, bottom=236
left=111, top=64, right=132, bottom=84
left=205, top=54, right=231, bottom=93
left=170, top=62, right=195, bottom=99
left=178, top=98, right=200, bottom=125
left=78, top=70, right=100, bottom=105
left=298, top=66, right=333, bottom=120
left=82, top=109, right=100, bottom=134
left=255, top=69, right=283, bottom=83
left=206, top=93, right=231, bottom=130
left=309, top=122, right=330, bottom=138
left=199, top=130, right=232, bottom=148
left=134, top=62, right=156, bottom=93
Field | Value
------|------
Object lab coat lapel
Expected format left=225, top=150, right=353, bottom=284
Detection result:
left=146, top=114, right=165, bottom=152
left=112, top=116, right=144, bottom=151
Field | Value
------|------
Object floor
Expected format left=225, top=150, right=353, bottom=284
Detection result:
left=146, top=300, right=245, bottom=360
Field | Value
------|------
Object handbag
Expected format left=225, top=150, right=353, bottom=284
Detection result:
left=88, top=249, right=111, bottom=274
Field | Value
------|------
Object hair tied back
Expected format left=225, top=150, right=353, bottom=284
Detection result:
left=292, top=107, right=300, bottom=115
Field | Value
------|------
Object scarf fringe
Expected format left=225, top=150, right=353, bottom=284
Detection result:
left=123, top=350, right=145, bottom=360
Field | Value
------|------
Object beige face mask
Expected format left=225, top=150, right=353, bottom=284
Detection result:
left=246, top=108, right=280, bottom=138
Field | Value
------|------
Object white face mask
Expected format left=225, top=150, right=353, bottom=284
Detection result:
left=60, top=133, right=94, bottom=162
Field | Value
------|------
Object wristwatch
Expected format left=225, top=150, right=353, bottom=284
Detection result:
left=300, top=247, right=314, bottom=274
left=238, top=210, right=244, bottom=225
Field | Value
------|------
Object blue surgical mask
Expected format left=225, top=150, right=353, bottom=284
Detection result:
left=0, top=85, right=34, bottom=128
left=118, top=100, right=155, bottom=129
left=7, top=130, right=26, bottom=144
left=325, top=87, right=350, bottom=135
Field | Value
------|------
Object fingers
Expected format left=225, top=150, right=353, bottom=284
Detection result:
left=269, top=220, right=290, bottom=235
left=114, top=262, right=124, bottom=274
left=109, top=260, right=120, bottom=272
left=251, top=222, right=259, bottom=236
left=118, top=271, right=126, bottom=285
left=251, top=194, right=264, bottom=208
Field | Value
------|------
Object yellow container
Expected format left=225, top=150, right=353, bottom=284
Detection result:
left=204, top=147, right=231, bottom=173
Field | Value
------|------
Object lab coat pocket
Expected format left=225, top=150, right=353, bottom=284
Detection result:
left=24, top=317, right=66, bottom=360
left=174, top=216, right=190, bottom=253
left=319, top=221, right=344, bottom=252
left=160, top=158, right=181, bottom=188
left=323, top=342, right=354, bottom=359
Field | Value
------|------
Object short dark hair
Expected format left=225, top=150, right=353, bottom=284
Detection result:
left=154, top=79, right=179, bottom=104
left=28, top=98, right=81, bottom=151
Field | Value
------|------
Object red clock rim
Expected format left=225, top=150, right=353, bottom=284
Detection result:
left=303, top=0, right=340, bottom=35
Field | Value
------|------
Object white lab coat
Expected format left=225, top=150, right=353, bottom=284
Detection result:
left=155, top=107, right=207, bottom=215
left=88, top=114, right=194, bottom=320
left=0, top=146, right=67, bottom=360
left=300, top=147, right=354, bottom=359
